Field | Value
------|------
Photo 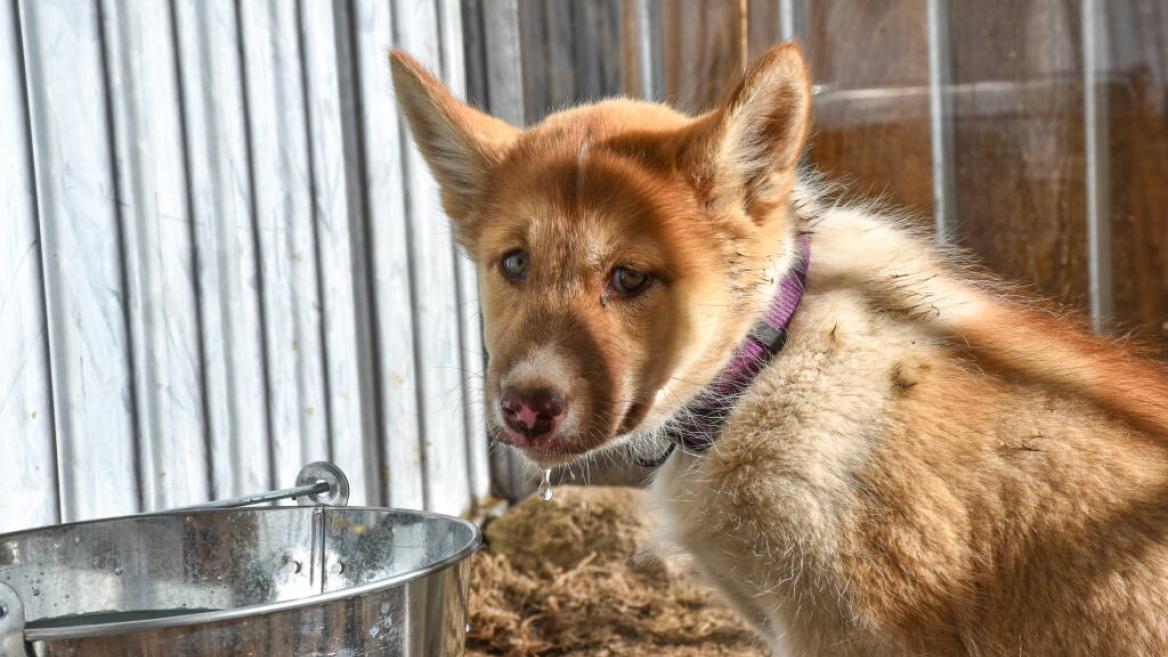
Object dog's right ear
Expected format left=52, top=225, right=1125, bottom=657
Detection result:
left=390, top=50, right=518, bottom=228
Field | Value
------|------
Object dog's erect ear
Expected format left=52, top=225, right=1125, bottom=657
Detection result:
left=686, top=43, right=811, bottom=224
left=390, top=50, right=518, bottom=225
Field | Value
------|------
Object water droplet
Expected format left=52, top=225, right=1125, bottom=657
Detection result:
left=114, top=567, right=124, bottom=576
left=537, top=468, right=553, bottom=502
left=465, top=622, right=472, bottom=633
left=31, top=588, right=40, bottom=597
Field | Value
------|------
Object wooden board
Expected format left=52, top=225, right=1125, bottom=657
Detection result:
left=573, top=0, right=624, bottom=101
left=948, top=0, right=1090, bottom=309
left=800, top=0, right=935, bottom=219
left=659, top=0, right=746, bottom=114
left=1104, top=0, right=1168, bottom=352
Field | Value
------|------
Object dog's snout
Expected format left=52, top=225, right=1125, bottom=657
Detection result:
left=500, top=387, right=566, bottom=442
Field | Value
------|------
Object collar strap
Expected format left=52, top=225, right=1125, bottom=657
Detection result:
left=638, top=237, right=810, bottom=467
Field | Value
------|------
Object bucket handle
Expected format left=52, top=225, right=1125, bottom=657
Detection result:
left=170, top=462, right=350, bottom=512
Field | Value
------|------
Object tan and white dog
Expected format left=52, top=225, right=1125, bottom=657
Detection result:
left=391, top=43, right=1168, bottom=656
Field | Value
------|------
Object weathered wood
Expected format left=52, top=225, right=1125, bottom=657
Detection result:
left=0, top=0, right=58, bottom=532
left=460, top=0, right=489, bottom=115
left=949, top=0, right=1090, bottom=309
left=619, top=0, right=653, bottom=99
left=802, top=0, right=935, bottom=219
left=172, top=0, right=272, bottom=500
left=660, top=0, right=745, bottom=114
left=517, top=0, right=550, bottom=124
left=573, top=0, right=623, bottom=101
left=19, top=0, right=139, bottom=521
left=1105, top=0, right=1168, bottom=353
left=747, top=0, right=783, bottom=59
left=482, top=0, right=528, bottom=127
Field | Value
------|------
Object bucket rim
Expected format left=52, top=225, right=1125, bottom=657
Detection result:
left=0, top=506, right=481, bottom=642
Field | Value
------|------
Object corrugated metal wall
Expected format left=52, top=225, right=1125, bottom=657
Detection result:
left=1, top=0, right=493, bottom=533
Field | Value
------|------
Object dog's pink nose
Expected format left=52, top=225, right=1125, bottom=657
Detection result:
left=500, top=387, right=566, bottom=442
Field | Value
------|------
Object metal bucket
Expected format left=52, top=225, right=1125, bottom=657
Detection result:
left=0, top=465, right=480, bottom=657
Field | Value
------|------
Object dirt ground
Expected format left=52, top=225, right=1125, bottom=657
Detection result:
left=466, top=485, right=768, bottom=657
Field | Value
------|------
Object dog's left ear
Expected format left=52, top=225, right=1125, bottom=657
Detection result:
left=686, top=43, right=812, bottom=224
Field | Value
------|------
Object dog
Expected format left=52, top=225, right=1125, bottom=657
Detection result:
left=391, top=43, right=1168, bottom=656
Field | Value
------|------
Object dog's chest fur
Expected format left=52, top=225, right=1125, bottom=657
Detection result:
left=651, top=282, right=1168, bottom=657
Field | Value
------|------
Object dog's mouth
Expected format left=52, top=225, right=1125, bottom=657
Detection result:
left=489, top=395, right=652, bottom=467
left=489, top=422, right=587, bottom=465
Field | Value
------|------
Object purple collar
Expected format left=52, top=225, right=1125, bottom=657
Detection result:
left=640, top=237, right=810, bottom=467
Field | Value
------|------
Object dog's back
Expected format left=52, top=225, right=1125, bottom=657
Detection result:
left=654, top=188, right=1168, bottom=656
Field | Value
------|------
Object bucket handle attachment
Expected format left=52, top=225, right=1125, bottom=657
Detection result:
left=0, top=583, right=31, bottom=657
left=171, top=462, right=350, bottom=512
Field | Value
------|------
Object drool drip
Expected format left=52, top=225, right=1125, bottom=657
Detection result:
left=538, top=468, right=554, bottom=502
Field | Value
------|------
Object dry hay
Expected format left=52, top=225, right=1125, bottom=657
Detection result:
left=467, top=485, right=767, bottom=657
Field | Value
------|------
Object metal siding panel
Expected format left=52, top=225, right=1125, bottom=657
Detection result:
left=172, top=0, right=271, bottom=499
left=927, top=0, right=957, bottom=243
left=239, top=0, right=330, bottom=490
left=482, top=0, right=526, bottom=126
left=437, top=0, right=492, bottom=504
left=1082, top=0, right=1114, bottom=334
left=298, top=0, right=374, bottom=505
left=478, top=0, right=536, bottom=501
left=0, top=0, right=58, bottom=532
left=352, top=0, right=425, bottom=510
left=397, top=0, right=469, bottom=512
left=5, top=0, right=484, bottom=522
left=100, top=0, right=208, bottom=511
left=19, top=0, right=138, bottom=522
left=393, top=0, right=471, bottom=516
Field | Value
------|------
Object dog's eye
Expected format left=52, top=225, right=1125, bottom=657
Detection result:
left=500, top=250, right=529, bottom=281
left=610, top=266, right=652, bottom=296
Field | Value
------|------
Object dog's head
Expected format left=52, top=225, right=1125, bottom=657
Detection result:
left=391, top=45, right=811, bottom=465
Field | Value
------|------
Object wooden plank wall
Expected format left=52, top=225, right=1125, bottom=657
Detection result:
left=0, top=0, right=491, bottom=533
left=766, top=0, right=1166, bottom=350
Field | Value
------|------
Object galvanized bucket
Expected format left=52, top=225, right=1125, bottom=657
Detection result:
left=0, top=463, right=480, bottom=657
